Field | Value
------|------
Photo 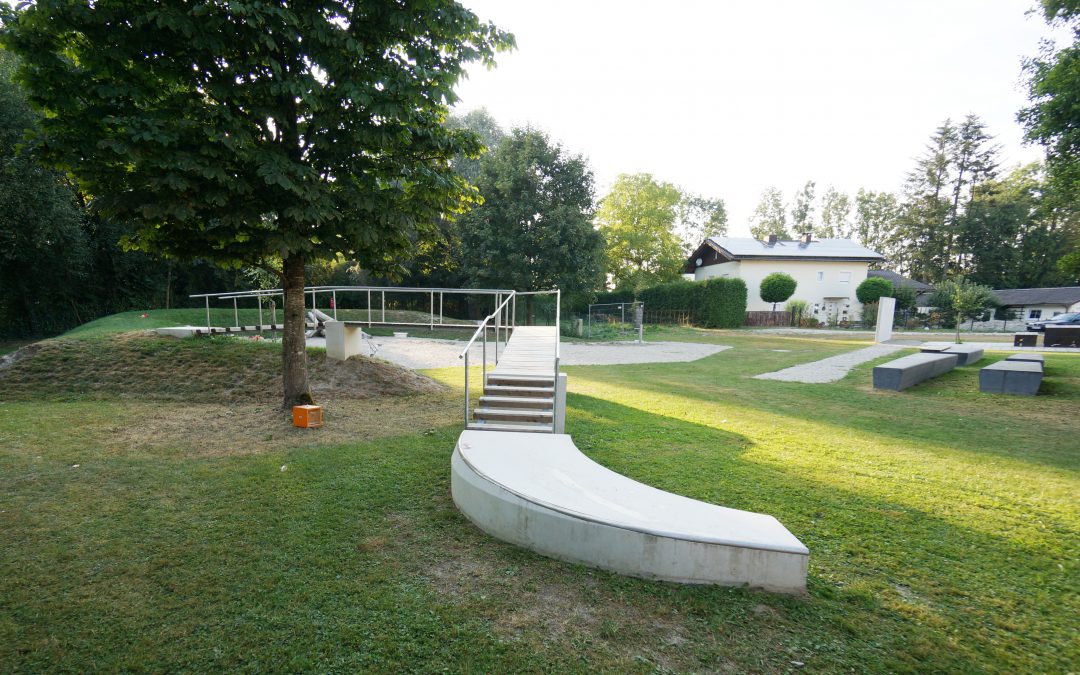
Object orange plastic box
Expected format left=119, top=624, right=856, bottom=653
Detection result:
left=292, top=404, right=323, bottom=428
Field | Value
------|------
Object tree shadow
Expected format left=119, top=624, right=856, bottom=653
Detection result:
left=564, top=347, right=1080, bottom=474
left=557, top=393, right=1075, bottom=671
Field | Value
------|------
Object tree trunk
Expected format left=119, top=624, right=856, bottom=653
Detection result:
left=282, top=253, right=313, bottom=407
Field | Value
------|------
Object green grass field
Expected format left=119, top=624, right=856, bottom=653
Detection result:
left=0, top=321, right=1076, bottom=672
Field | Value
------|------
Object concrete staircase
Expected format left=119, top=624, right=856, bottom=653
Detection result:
left=470, top=373, right=555, bottom=433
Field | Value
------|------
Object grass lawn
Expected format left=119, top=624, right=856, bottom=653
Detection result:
left=0, top=324, right=1076, bottom=672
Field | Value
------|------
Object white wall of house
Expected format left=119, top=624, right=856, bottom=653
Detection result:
left=1007, top=303, right=1079, bottom=320
left=694, top=259, right=872, bottom=318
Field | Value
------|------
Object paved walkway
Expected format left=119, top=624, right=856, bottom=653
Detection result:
left=753, top=344, right=907, bottom=383
left=304, top=334, right=729, bottom=370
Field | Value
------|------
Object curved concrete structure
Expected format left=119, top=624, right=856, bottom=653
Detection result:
left=451, top=430, right=809, bottom=594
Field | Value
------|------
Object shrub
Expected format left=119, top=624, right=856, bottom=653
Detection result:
left=639, top=280, right=697, bottom=312
left=695, top=277, right=747, bottom=328
left=785, top=299, right=809, bottom=326
left=856, top=276, right=893, bottom=304
left=861, top=301, right=879, bottom=328
left=759, top=273, right=797, bottom=310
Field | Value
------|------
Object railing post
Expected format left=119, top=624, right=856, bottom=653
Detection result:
left=233, top=297, right=239, bottom=328
left=464, top=352, right=470, bottom=428
left=367, top=290, right=372, bottom=327
left=430, top=291, right=434, bottom=331
left=439, top=292, right=444, bottom=325
left=482, top=323, right=487, bottom=387
left=381, top=291, right=385, bottom=324
left=332, top=290, right=338, bottom=321
left=205, top=297, right=211, bottom=332
left=258, top=295, right=263, bottom=328
left=512, top=293, right=517, bottom=332
left=494, top=303, right=500, bottom=365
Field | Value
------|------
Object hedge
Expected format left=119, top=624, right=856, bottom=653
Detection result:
left=636, top=277, right=746, bottom=328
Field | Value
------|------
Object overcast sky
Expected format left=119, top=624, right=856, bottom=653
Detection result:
left=453, top=0, right=1067, bottom=237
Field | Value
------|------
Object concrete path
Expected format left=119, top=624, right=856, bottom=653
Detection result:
left=304, top=335, right=729, bottom=370
left=753, top=343, right=907, bottom=383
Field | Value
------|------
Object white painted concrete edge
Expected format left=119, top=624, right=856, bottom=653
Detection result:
left=451, top=431, right=809, bottom=594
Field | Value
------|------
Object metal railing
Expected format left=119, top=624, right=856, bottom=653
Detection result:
left=459, top=288, right=561, bottom=431
left=189, top=285, right=514, bottom=332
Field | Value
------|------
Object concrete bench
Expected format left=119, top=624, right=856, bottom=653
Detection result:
left=451, top=430, right=809, bottom=594
left=1006, top=353, right=1044, bottom=371
left=1044, top=325, right=1080, bottom=348
left=872, top=352, right=959, bottom=391
left=919, top=343, right=985, bottom=366
left=979, top=360, right=1043, bottom=396
left=1014, top=332, right=1038, bottom=347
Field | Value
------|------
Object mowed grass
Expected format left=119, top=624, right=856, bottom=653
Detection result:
left=0, top=325, right=1077, bottom=672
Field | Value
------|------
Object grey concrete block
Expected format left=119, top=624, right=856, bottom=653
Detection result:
left=872, top=352, right=959, bottom=391
left=980, top=361, right=1043, bottom=396
left=1006, top=353, right=1044, bottom=369
left=921, top=344, right=984, bottom=366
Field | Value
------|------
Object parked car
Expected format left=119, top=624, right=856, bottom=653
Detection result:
left=1026, top=311, right=1080, bottom=331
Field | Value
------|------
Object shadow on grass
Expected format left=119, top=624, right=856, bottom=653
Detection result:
left=559, top=394, right=1076, bottom=672
left=565, top=345, right=1080, bottom=474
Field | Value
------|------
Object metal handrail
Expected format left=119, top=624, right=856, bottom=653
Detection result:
left=459, top=291, right=518, bottom=428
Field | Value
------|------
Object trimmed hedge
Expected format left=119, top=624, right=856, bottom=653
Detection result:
left=636, top=277, right=746, bottom=328
left=695, top=277, right=747, bottom=328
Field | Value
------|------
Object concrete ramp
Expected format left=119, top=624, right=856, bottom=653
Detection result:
left=451, top=430, right=809, bottom=594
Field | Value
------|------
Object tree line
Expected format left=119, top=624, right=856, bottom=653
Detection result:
left=749, top=115, right=1079, bottom=289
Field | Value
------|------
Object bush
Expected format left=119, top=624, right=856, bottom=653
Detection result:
left=786, top=299, right=809, bottom=326
left=759, top=273, right=797, bottom=309
left=695, top=277, right=747, bottom=328
left=856, top=276, right=893, bottom=304
left=639, top=280, right=697, bottom=312
left=861, top=301, right=879, bottom=328
left=633, top=277, right=746, bottom=329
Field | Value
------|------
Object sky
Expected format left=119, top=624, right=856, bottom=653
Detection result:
left=453, top=0, right=1068, bottom=237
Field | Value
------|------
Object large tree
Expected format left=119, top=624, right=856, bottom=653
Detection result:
left=748, top=186, right=790, bottom=241
left=459, top=128, right=604, bottom=318
left=2, top=0, right=512, bottom=406
left=596, top=173, right=685, bottom=290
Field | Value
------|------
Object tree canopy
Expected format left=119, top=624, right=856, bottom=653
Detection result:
left=855, top=277, right=893, bottom=305
left=758, top=272, right=797, bottom=310
left=596, top=173, right=686, bottom=291
left=1, top=0, right=512, bottom=404
left=459, top=127, right=604, bottom=312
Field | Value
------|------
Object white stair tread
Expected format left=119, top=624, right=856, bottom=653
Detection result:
left=467, top=421, right=554, bottom=433
left=474, top=408, right=554, bottom=419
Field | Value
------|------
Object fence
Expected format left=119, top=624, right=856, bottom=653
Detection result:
left=642, top=309, right=692, bottom=326
left=745, top=311, right=792, bottom=327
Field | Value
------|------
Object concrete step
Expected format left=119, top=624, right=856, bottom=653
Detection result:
left=466, top=420, right=554, bottom=433
left=474, top=407, right=554, bottom=424
left=483, top=384, right=555, bottom=397
left=486, top=374, right=555, bottom=388
left=478, top=395, right=553, bottom=410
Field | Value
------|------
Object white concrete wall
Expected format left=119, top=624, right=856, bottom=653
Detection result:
left=696, top=259, right=871, bottom=318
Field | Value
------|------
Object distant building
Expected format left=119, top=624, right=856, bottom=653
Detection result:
left=685, top=234, right=884, bottom=321
left=992, top=287, right=1080, bottom=321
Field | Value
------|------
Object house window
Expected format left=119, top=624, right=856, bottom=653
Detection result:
left=1029, top=309, right=1042, bottom=319
left=838, top=271, right=851, bottom=283
left=816, top=272, right=824, bottom=282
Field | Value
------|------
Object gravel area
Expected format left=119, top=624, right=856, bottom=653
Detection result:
left=305, top=335, right=729, bottom=370
left=753, top=344, right=907, bottom=383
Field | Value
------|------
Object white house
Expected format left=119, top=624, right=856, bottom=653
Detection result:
left=992, top=287, right=1080, bottom=321
left=685, top=234, right=885, bottom=322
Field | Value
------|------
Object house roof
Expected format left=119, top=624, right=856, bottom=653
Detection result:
left=992, top=287, right=1080, bottom=307
left=867, top=269, right=935, bottom=292
left=693, top=236, right=884, bottom=263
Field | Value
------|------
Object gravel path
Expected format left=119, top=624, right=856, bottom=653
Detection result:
left=753, top=344, right=907, bottom=383
left=306, top=335, right=729, bottom=370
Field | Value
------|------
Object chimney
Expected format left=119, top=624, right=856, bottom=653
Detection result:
left=800, top=232, right=812, bottom=244
left=767, top=234, right=778, bottom=245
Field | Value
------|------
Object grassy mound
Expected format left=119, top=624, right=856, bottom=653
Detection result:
left=0, top=331, right=442, bottom=404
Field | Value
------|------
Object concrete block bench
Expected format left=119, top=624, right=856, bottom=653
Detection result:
left=873, top=352, right=959, bottom=391
left=451, top=430, right=809, bottom=594
left=1006, top=353, right=1044, bottom=371
left=979, top=361, right=1043, bottom=396
left=919, top=343, right=985, bottom=366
